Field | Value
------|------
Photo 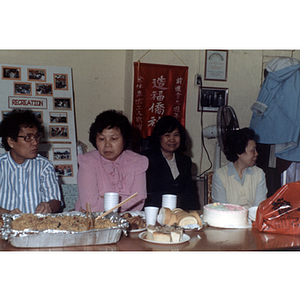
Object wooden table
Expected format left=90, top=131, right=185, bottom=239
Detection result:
left=1, top=225, right=300, bottom=251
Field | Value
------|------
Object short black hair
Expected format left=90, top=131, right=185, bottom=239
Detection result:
left=89, top=109, right=132, bottom=150
left=224, top=127, right=258, bottom=162
left=149, top=115, right=187, bottom=152
left=0, top=109, right=43, bottom=151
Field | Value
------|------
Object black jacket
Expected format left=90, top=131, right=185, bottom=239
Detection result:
left=142, top=148, right=199, bottom=210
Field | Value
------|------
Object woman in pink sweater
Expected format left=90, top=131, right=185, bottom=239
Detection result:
left=75, top=110, right=148, bottom=212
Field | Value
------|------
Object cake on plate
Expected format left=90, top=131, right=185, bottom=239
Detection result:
left=203, top=202, right=248, bottom=228
left=146, top=224, right=183, bottom=242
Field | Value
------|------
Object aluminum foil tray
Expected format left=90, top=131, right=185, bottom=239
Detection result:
left=2, top=212, right=129, bottom=248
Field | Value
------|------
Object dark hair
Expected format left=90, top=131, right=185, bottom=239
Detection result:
left=89, top=109, right=131, bottom=150
left=0, top=109, right=43, bottom=151
left=149, top=115, right=186, bottom=152
left=224, top=127, right=258, bottom=162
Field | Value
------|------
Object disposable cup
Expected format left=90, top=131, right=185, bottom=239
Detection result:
left=162, top=194, right=177, bottom=210
left=104, top=192, right=119, bottom=212
left=144, top=206, right=159, bottom=226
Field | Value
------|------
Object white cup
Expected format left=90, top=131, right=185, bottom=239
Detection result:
left=144, top=206, right=159, bottom=226
left=104, top=192, right=119, bottom=212
left=162, top=194, right=177, bottom=210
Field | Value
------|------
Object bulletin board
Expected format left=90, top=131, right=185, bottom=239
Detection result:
left=0, top=63, right=78, bottom=184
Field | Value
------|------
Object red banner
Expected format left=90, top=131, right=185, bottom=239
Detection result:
left=132, top=62, right=188, bottom=143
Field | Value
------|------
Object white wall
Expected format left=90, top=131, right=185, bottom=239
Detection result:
left=0, top=49, right=298, bottom=176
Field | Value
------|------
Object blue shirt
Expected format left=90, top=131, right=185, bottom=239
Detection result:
left=250, top=63, right=300, bottom=161
left=0, top=152, right=61, bottom=213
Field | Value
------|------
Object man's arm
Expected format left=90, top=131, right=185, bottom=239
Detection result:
left=35, top=199, right=61, bottom=214
left=0, top=207, right=22, bottom=214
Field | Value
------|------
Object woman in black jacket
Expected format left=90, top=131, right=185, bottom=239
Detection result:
left=142, top=116, right=199, bottom=210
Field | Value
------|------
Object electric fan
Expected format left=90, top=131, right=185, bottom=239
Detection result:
left=203, top=105, right=240, bottom=171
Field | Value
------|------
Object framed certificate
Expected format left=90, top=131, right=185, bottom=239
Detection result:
left=204, top=50, right=228, bottom=81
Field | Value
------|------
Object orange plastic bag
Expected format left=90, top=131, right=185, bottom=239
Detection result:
left=253, top=181, right=300, bottom=235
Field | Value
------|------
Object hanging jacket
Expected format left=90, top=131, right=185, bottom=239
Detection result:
left=250, top=58, right=300, bottom=162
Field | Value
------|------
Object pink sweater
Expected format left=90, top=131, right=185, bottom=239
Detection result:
left=75, top=150, right=148, bottom=212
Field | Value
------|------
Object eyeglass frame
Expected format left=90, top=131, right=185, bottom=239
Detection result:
left=17, top=133, right=43, bottom=142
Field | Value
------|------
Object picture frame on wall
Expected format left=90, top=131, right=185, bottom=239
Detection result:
left=2, top=66, right=21, bottom=80
left=49, top=125, right=69, bottom=138
left=198, top=87, right=228, bottom=112
left=14, top=82, right=32, bottom=96
left=54, top=73, right=68, bottom=90
left=53, top=147, right=71, bottom=161
left=49, top=112, right=68, bottom=123
left=205, top=50, right=228, bottom=81
left=36, top=83, right=53, bottom=96
left=54, top=164, right=73, bottom=177
left=53, top=98, right=72, bottom=110
left=28, top=68, right=46, bottom=82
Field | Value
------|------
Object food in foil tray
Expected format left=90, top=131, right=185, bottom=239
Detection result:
left=11, top=213, right=116, bottom=231
left=3, top=212, right=129, bottom=248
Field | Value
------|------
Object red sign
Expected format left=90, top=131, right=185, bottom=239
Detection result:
left=132, top=62, right=188, bottom=142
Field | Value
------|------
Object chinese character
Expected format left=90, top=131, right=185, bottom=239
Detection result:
left=152, top=76, right=168, bottom=90
left=175, top=85, right=182, bottom=93
left=150, top=91, right=157, bottom=101
left=148, top=103, right=155, bottom=113
left=175, top=77, right=183, bottom=85
left=136, top=90, right=143, bottom=97
left=154, top=102, right=165, bottom=115
left=174, top=105, right=181, bottom=113
left=148, top=116, right=157, bottom=127
left=156, top=91, right=165, bottom=102
left=136, top=123, right=143, bottom=131
left=136, top=83, right=143, bottom=89
left=137, top=76, right=144, bottom=83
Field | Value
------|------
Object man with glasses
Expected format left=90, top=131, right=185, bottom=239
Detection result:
left=0, top=109, right=62, bottom=214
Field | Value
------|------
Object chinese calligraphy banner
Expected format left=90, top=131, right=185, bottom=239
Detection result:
left=132, top=62, right=188, bottom=143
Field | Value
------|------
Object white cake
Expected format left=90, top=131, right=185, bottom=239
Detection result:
left=203, top=203, right=248, bottom=228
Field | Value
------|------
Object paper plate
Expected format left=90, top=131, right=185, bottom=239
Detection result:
left=138, top=231, right=190, bottom=245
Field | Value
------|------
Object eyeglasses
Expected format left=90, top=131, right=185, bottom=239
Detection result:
left=17, top=133, right=43, bottom=142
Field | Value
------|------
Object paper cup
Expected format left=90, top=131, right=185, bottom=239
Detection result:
left=104, top=192, right=119, bottom=212
left=162, top=194, right=177, bottom=210
left=145, top=206, right=159, bottom=226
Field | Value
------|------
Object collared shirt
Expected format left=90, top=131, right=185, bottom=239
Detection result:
left=212, top=162, right=267, bottom=208
left=162, top=152, right=179, bottom=180
left=0, top=152, right=61, bottom=213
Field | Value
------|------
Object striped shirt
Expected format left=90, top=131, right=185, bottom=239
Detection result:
left=0, top=152, right=61, bottom=213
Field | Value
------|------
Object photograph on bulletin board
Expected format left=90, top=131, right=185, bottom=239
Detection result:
left=28, top=68, right=46, bottom=82
left=2, top=66, right=21, bottom=80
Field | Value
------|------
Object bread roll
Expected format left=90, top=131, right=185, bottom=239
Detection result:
left=190, top=211, right=202, bottom=226
left=172, top=208, right=184, bottom=214
left=175, top=212, right=190, bottom=224
left=167, top=213, right=177, bottom=225
left=178, top=215, right=198, bottom=226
